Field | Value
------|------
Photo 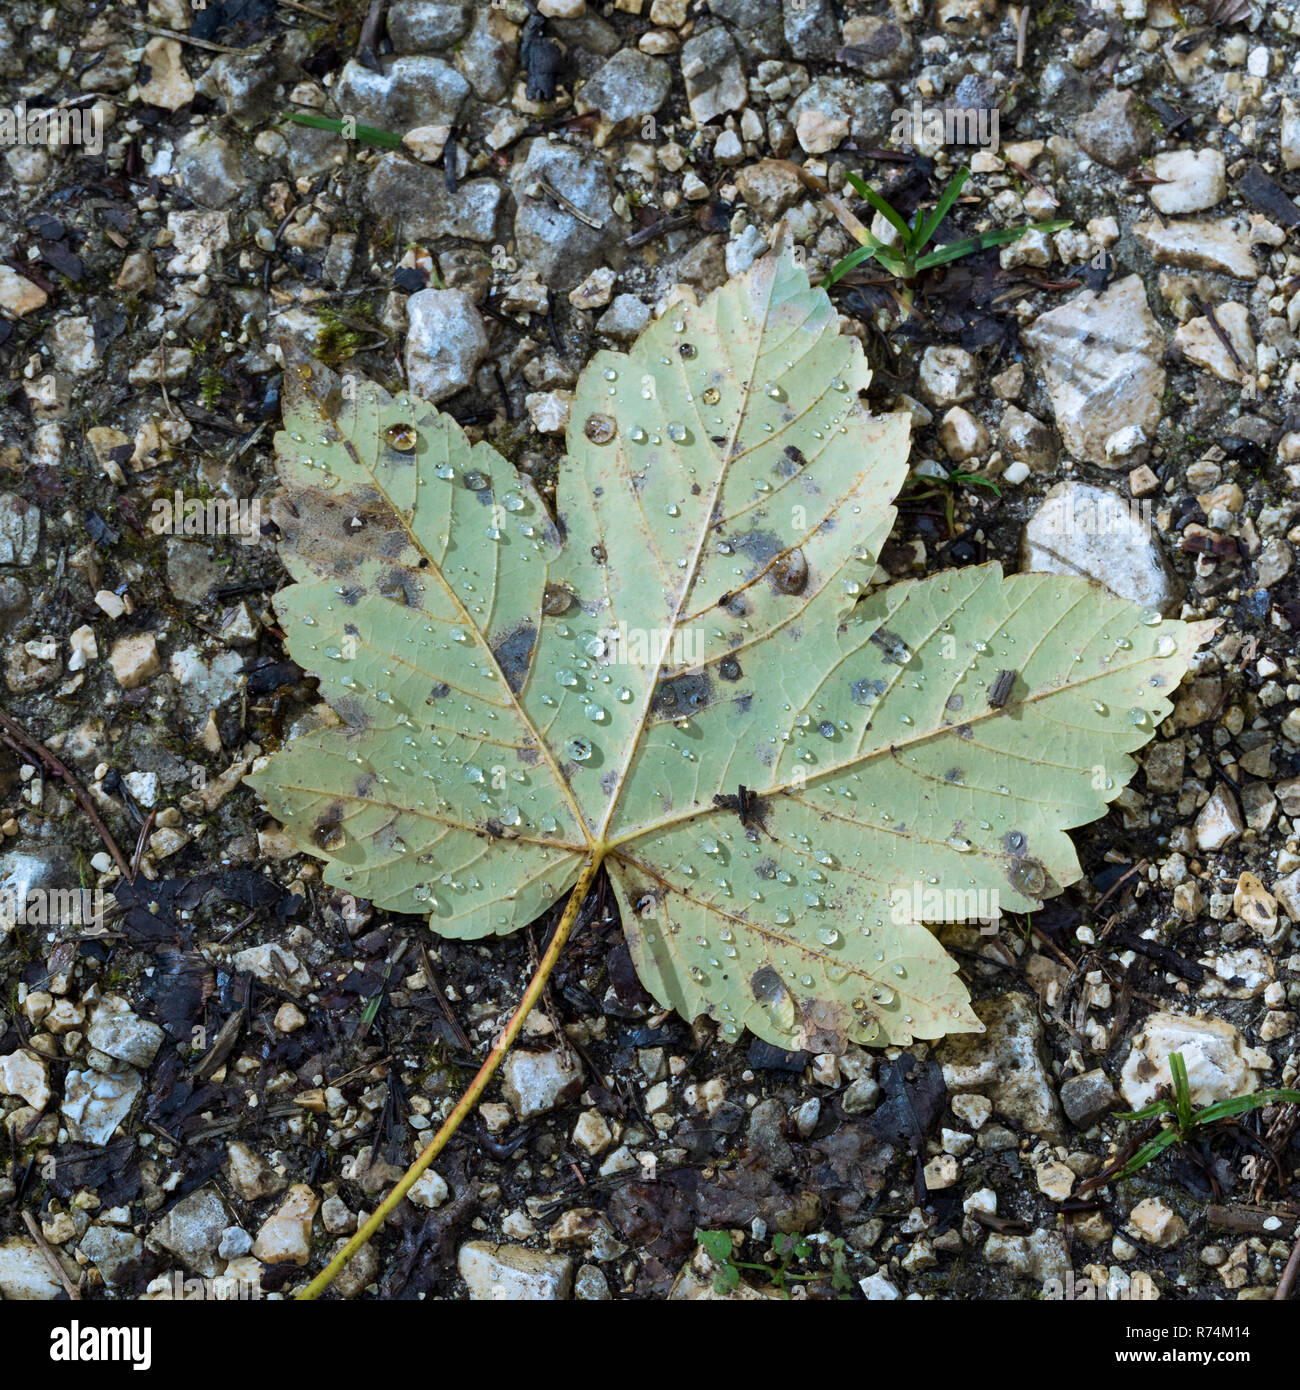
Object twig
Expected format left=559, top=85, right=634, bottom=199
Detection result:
left=136, top=24, right=246, bottom=54
left=1276, top=1228, right=1300, bottom=1301
left=21, top=1211, right=80, bottom=1300
left=418, top=939, right=473, bottom=1053
left=130, top=809, right=155, bottom=881
left=0, top=707, right=132, bottom=879
left=280, top=0, right=337, bottom=19
left=535, top=178, right=605, bottom=230
left=299, top=857, right=600, bottom=1299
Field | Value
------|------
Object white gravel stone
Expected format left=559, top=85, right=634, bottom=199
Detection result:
left=251, top=1184, right=318, bottom=1266
left=1120, top=1011, right=1271, bottom=1109
left=458, top=1241, right=573, bottom=1299
left=1023, top=275, right=1164, bottom=467
left=87, top=995, right=166, bottom=1069
left=1021, top=481, right=1181, bottom=614
left=1149, top=149, right=1226, bottom=214
left=405, top=289, right=489, bottom=403
left=500, top=1049, right=583, bottom=1120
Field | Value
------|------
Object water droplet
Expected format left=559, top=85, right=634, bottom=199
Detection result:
left=584, top=413, right=616, bottom=444
left=565, top=739, right=591, bottom=762
left=463, top=469, right=489, bottom=490
left=384, top=423, right=418, bottom=452
left=666, top=422, right=687, bottom=443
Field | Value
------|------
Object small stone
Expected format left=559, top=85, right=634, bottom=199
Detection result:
left=681, top=28, right=747, bottom=126
left=1022, top=482, right=1181, bottom=615
left=1120, top=1011, right=1271, bottom=1109
left=1076, top=89, right=1151, bottom=169
left=1149, top=149, right=1226, bottom=214
left=500, top=1049, right=583, bottom=1120
left=1129, top=1198, right=1187, bottom=1249
left=1023, top=275, right=1164, bottom=468
left=86, top=995, right=165, bottom=1068
left=1134, top=216, right=1258, bottom=280
left=1175, top=304, right=1254, bottom=385
left=1036, top=1160, right=1075, bottom=1201
left=458, top=1241, right=573, bottom=1300
left=139, top=37, right=195, bottom=110
left=526, top=390, right=573, bottom=435
left=0, top=1049, right=51, bottom=1110
left=273, top=1002, right=307, bottom=1033
left=1195, top=783, right=1244, bottom=851
left=938, top=406, right=989, bottom=462
left=734, top=159, right=803, bottom=220
left=0, top=1238, right=61, bottom=1300
left=62, top=1066, right=143, bottom=1145
left=408, top=1171, right=450, bottom=1209
left=251, top=1184, right=318, bottom=1266
left=225, top=1142, right=287, bottom=1201
left=231, top=944, right=312, bottom=996
left=148, top=1188, right=228, bottom=1278
left=572, top=1108, right=612, bottom=1156
left=405, top=289, right=489, bottom=403
left=568, top=267, right=616, bottom=310
left=1059, top=1069, right=1117, bottom=1128
left=0, top=266, right=48, bottom=317
left=917, top=346, right=977, bottom=405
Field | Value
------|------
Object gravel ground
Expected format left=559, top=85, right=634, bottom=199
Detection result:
left=1, top=0, right=1299, bottom=1304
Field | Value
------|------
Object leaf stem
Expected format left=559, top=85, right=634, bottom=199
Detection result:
left=297, top=854, right=603, bottom=1300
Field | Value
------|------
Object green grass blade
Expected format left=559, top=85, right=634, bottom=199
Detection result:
left=844, top=171, right=913, bottom=244
left=822, top=241, right=891, bottom=288
left=915, top=167, right=971, bottom=252
left=1117, top=1098, right=1177, bottom=1123
left=1169, top=1052, right=1193, bottom=1131
left=1117, top=1126, right=1181, bottom=1178
left=1194, top=1088, right=1300, bottom=1128
left=285, top=112, right=405, bottom=149
left=912, top=221, right=1069, bottom=272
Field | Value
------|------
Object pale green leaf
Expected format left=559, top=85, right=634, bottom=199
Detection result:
left=248, top=249, right=1211, bottom=1051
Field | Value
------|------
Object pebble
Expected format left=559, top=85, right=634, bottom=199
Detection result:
left=1023, top=275, right=1164, bottom=467
left=61, top=1066, right=143, bottom=1146
left=917, top=346, right=978, bottom=405
left=0, top=1238, right=61, bottom=1300
left=148, top=1189, right=229, bottom=1278
left=408, top=1171, right=449, bottom=1209
left=681, top=28, right=748, bottom=126
left=139, top=37, right=195, bottom=110
left=0, top=1049, right=51, bottom=1110
left=936, top=994, right=1063, bottom=1142
left=1134, top=215, right=1258, bottom=280
left=1076, top=89, right=1152, bottom=168
left=1021, top=481, right=1181, bottom=615
left=458, top=1241, right=573, bottom=1300
left=252, top=1184, right=318, bottom=1266
left=1059, top=1068, right=1117, bottom=1129
left=0, top=267, right=48, bottom=317
left=1119, top=1011, right=1271, bottom=1109
left=1195, top=783, right=1244, bottom=851
left=1128, top=1198, right=1187, bottom=1250
left=500, top=1049, right=583, bottom=1120
left=86, top=995, right=165, bottom=1069
left=1149, top=149, right=1227, bottom=214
